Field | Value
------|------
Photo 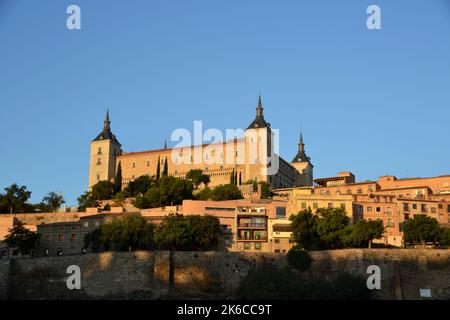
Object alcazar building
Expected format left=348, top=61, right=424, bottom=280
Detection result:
left=88, top=96, right=313, bottom=190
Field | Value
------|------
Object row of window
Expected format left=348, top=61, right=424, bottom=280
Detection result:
left=44, top=233, right=82, bottom=242
left=300, top=202, right=346, bottom=210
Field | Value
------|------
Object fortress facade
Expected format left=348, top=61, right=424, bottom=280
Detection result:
left=88, top=96, right=313, bottom=190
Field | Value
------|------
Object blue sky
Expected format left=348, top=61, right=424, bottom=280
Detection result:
left=1, top=0, right=450, bottom=206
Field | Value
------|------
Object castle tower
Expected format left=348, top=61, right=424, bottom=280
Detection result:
left=244, top=95, right=273, bottom=186
left=291, top=131, right=313, bottom=186
left=88, top=111, right=122, bottom=189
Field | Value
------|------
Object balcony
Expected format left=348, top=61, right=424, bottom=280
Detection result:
left=237, top=223, right=266, bottom=229
left=237, top=235, right=268, bottom=241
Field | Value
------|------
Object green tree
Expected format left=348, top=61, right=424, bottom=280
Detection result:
left=156, top=156, right=161, bottom=180
left=91, top=180, right=115, bottom=200
left=403, top=214, right=441, bottom=245
left=316, top=208, right=350, bottom=249
left=162, top=157, right=168, bottom=177
left=439, top=228, right=450, bottom=248
left=195, top=186, right=212, bottom=200
left=114, top=161, right=123, bottom=194
left=229, top=169, right=235, bottom=185
left=210, top=184, right=243, bottom=201
left=42, top=192, right=65, bottom=212
left=154, top=214, right=220, bottom=250
left=124, top=175, right=154, bottom=197
left=289, top=208, right=321, bottom=250
left=98, top=213, right=154, bottom=251
left=287, top=246, right=313, bottom=271
left=238, top=172, right=242, bottom=185
left=112, top=191, right=126, bottom=207
left=84, top=228, right=102, bottom=252
left=186, top=169, right=211, bottom=189
left=252, top=179, right=257, bottom=192
left=2, top=184, right=32, bottom=214
left=260, top=181, right=273, bottom=199
left=77, top=191, right=99, bottom=212
left=347, top=219, right=384, bottom=249
left=4, top=221, right=40, bottom=255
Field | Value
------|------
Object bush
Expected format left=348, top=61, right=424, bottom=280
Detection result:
left=287, top=246, right=312, bottom=271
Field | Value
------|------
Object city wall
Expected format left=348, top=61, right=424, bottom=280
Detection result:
left=0, top=249, right=449, bottom=300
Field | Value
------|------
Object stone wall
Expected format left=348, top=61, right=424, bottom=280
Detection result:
left=0, top=249, right=449, bottom=300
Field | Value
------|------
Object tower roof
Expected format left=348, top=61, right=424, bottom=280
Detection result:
left=247, top=95, right=269, bottom=129
left=292, top=131, right=310, bottom=163
left=93, top=110, right=121, bottom=145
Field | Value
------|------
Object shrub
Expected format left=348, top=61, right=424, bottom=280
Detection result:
left=287, top=246, right=312, bottom=271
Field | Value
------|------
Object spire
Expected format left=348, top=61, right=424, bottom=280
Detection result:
left=256, top=95, right=263, bottom=117
left=298, top=131, right=305, bottom=153
left=164, top=140, right=167, bottom=149
left=104, top=110, right=111, bottom=130
left=247, top=94, right=268, bottom=129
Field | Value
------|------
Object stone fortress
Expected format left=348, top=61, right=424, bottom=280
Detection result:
left=88, top=96, right=314, bottom=191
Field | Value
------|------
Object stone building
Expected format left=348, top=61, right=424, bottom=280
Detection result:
left=88, top=96, right=313, bottom=191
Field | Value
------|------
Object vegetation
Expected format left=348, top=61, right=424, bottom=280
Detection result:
left=403, top=214, right=441, bottom=246
left=41, top=192, right=65, bottom=212
left=77, top=191, right=100, bottom=211
left=210, top=184, right=243, bottom=201
left=154, top=214, right=220, bottom=250
left=289, top=208, right=384, bottom=250
left=439, top=228, right=450, bottom=248
left=113, top=161, right=122, bottom=194
left=84, top=213, right=220, bottom=252
left=186, top=169, right=210, bottom=189
left=287, top=246, right=313, bottom=271
left=237, top=263, right=371, bottom=300
left=91, top=180, right=115, bottom=200
left=0, top=183, right=32, bottom=213
left=84, top=213, right=154, bottom=252
left=4, top=221, right=40, bottom=255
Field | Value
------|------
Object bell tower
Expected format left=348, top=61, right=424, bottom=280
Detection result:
left=88, top=111, right=122, bottom=189
left=291, top=131, right=313, bottom=186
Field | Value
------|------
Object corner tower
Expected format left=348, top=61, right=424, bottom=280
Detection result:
left=291, top=132, right=313, bottom=186
left=88, top=111, right=122, bottom=189
left=244, top=95, right=273, bottom=186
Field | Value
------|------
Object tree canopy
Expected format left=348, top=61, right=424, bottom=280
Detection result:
left=403, top=214, right=441, bottom=245
left=4, top=221, right=40, bottom=255
left=290, top=208, right=385, bottom=250
left=210, top=184, right=243, bottom=201
left=186, top=169, right=211, bottom=189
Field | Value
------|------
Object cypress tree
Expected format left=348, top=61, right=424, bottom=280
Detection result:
left=230, top=169, right=235, bottom=185
left=239, top=172, right=242, bottom=186
left=163, top=157, right=168, bottom=176
left=156, top=156, right=161, bottom=180
left=113, top=161, right=122, bottom=194
left=234, top=171, right=238, bottom=185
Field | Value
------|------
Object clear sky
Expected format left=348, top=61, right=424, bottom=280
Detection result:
left=1, top=0, right=450, bottom=206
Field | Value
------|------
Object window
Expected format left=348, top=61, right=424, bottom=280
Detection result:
left=274, top=239, right=280, bottom=244
left=132, top=162, right=136, bottom=168
left=346, top=189, right=352, bottom=194
left=44, top=234, right=50, bottom=241
left=58, top=234, right=64, bottom=241
left=97, top=147, right=102, bottom=155
left=301, top=202, right=307, bottom=209
left=403, top=203, right=409, bottom=211
left=70, top=234, right=77, bottom=241
left=255, top=243, right=261, bottom=250
left=313, top=202, right=318, bottom=209
left=340, top=203, right=346, bottom=210
left=244, top=243, right=250, bottom=250
left=438, top=204, right=443, bottom=209
left=376, top=207, right=381, bottom=212
left=357, top=188, right=362, bottom=194
left=274, top=249, right=280, bottom=253
left=97, top=158, right=101, bottom=165
left=97, top=175, right=100, bottom=181
left=412, top=204, right=417, bottom=210
left=146, top=160, right=150, bottom=167
left=327, top=203, right=333, bottom=209
left=367, top=206, right=372, bottom=212
left=447, top=205, right=450, bottom=213
left=421, top=204, right=427, bottom=212
left=83, top=222, right=89, bottom=228
left=431, top=207, right=436, bottom=213
left=276, top=207, right=286, bottom=219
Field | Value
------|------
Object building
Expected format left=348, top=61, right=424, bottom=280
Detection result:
left=88, top=96, right=314, bottom=191
left=276, top=172, right=450, bottom=247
